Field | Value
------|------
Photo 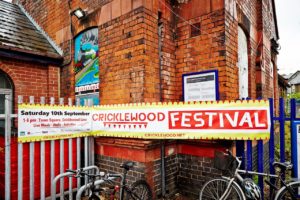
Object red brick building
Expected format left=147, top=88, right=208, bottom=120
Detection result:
left=1, top=0, right=280, bottom=198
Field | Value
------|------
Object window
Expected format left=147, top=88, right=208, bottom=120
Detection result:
left=270, top=62, right=274, bottom=78
left=238, top=26, right=249, bottom=99
left=191, top=23, right=201, bottom=37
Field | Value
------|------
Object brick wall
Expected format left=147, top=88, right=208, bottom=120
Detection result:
left=0, top=57, right=60, bottom=108
left=15, top=0, right=280, bottom=102
left=95, top=139, right=229, bottom=199
left=99, top=7, right=150, bottom=104
left=95, top=150, right=226, bottom=199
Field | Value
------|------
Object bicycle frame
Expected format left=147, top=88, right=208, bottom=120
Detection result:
left=226, top=153, right=300, bottom=200
left=108, top=166, right=147, bottom=200
left=219, top=155, right=246, bottom=200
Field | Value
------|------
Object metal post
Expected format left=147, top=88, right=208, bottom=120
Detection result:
left=257, top=140, right=264, bottom=199
left=84, top=100, right=89, bottom=192
left=40, top=141, right=45, bottom=199
left=60, top=139, right=64, bottom=200
left=29, top=96, right=35, bottom=200
left=68, top=98, right=73, bottom=200
left=40, top=97, right=45, bottom=200
left=68, top=139, right=73, bottom=200
left=18, top=143, right=23, bottom=200
left=279, top=98, right=285, bottom=163
left=84, top=137, right=88, bottom=188
left=269, top=98, right=275, bottom=175
left=77, top=137, right=81, bottom=190
left=50, top=97, right=55, bottom=195
left=30, top=143, right=35, bottom=200
left=50, top=140, right=55, bottom=193
left=59, top=98, right=64, bottom=105
left=246, top=140, right=252, bottom=172
left=290, top=98, right=297, bottom=177
left=4, top=91, right=12, bottom=200
left=18, top=95, right=23, bottom=200
left=76, top=99, right=81, bottom=190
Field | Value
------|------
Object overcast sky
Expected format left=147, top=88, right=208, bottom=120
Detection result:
left=276, top=0, right=300, bottom=75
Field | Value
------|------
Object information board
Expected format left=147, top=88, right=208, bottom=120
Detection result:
left=182, top=70, right=219, bottom=102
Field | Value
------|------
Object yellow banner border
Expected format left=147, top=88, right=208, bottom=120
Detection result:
left=18, top=100, right=270, bottom=143
left=18, top=100, right=269, bottom=110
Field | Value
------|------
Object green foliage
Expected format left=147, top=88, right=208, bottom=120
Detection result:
left=275, top=122, right=291, bottom=162
left=287, top=92, right=300, bottom=99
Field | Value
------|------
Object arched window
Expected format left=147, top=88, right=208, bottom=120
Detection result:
left=238, top=26, right=249, bottom=99
left=0, top=71, right=13, bottom=131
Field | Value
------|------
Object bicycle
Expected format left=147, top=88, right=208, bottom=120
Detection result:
left=199, top=150, right=300, bottom=200
left=67, top=161, right=153, bottom=200
left=104, top=161, right=153, bottom=200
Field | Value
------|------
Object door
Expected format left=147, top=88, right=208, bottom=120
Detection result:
left=238, top=26, right=249, bottom=99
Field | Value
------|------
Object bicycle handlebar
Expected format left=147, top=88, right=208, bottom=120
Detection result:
left=66, top=168, right=103, bottom=179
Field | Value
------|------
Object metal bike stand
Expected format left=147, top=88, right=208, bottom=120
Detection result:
left=51, top=165, right=100, bottom=200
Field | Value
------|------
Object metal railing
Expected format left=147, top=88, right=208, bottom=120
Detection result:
left=2, top=95, right=95, bottom=200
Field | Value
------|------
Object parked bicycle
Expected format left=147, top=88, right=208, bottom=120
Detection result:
left=199, top=150, right=300, bottom=200
left=106, top=161, right=153, bottom=200
left=67, top=161, right=153, bottom=200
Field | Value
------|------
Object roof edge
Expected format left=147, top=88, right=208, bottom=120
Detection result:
left=0, top=48, right=63, bottom=66
left=17, top=3, right=64, bottom=56
left=271, top=0, right=279, bottom=40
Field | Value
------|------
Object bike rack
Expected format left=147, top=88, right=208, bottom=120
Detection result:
left=51, top=165, right=100, bottom=200
left=75, top=174, right=123, bottom=200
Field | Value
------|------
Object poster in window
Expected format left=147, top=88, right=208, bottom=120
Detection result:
left=74, top=28, right=99, bottom=105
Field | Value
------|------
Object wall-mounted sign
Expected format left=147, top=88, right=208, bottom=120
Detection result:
left=74, top=28, right=99, bottom=105
left=18, top=100, right=270, bottom=142
left=182, top=70, right=219, bottom=102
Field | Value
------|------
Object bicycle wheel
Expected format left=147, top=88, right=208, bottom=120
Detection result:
left=199, top=178, right=244, bottom=200
left=275, top=181, right=300, bottom=200
left=125, top=180, right=153, bottom=200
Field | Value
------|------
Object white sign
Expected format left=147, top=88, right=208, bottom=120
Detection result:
left=18, top=105, right=92, bottom=141
left=183, top=70, right=218, bottom=102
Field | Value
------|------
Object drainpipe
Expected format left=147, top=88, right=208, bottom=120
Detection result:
left=158, top=18, right=166, bottom=198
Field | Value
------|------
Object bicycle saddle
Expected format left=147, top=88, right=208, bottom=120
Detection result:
left=120, top=161, right=135, bottom=170
left=273, top=162, right=293, bottom=171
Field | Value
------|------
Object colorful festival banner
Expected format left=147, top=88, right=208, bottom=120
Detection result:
left=18, top=100, right=271, bottom=142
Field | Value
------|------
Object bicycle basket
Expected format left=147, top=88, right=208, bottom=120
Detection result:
left=213, top=151, right=236, bottom=171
